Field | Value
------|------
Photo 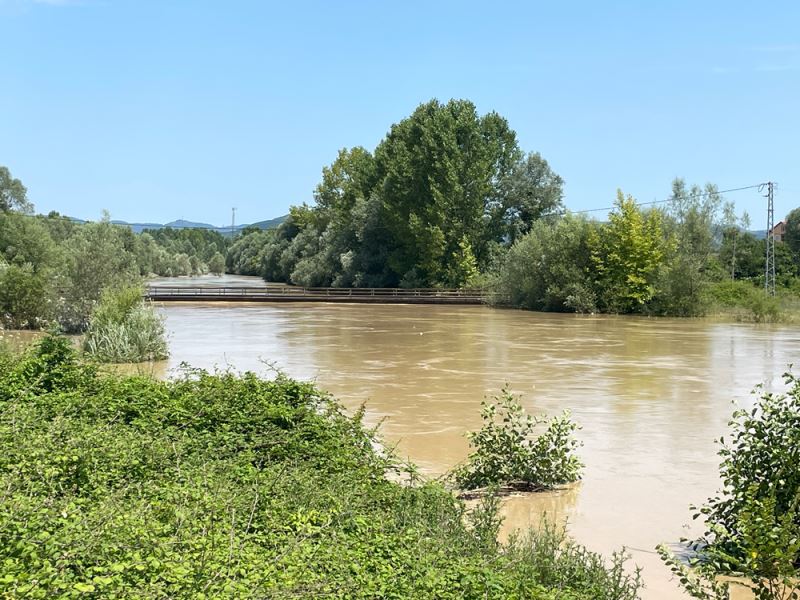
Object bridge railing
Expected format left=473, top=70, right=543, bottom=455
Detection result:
left=145, top=286, right=504, bottom=302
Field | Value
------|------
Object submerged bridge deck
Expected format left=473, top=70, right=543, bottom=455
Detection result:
left=146, top=286, right=497, bottom=305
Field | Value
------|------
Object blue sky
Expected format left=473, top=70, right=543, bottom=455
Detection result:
left=1, top=0, right=798, bottom=226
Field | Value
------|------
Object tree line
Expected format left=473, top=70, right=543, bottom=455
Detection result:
left=0, top=165, right=229, bottom=331
left=227, top=99, right=564, bottom=288
left=226, top=99, right=800, bottom=318
left=4, top=98, right=800, bottom=328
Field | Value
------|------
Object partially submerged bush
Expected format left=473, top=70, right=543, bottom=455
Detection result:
left=659, top=372, right=800, bottom=599
left=83, top=285, right=168, bottom=363
left=454, top=389, right=583, bottom=491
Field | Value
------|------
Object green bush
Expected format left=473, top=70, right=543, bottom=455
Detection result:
left=454, top=389, right=583, bottom=491
left=0, top=334, right=639, bottom=599
left=659, top=372, right=800, bottom=599
left=509, top=520, right=642, bottom=600
left=705, top=280, right=780, bottom=322
left=491, top=216, right=597, bottom=313
left=0, top=263, right=53, bottom=329
left=82, top=285, right=168, bottom=363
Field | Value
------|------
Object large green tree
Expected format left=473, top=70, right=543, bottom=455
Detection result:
left=58, top=217, right=141, bottom=332
left=375, top=99, right=519, bottom=285
left=493, top=152, right=564, bottom=243
left=785, top=207, right=800, bottom=262
left=0, top=212, right=58, bottom=328
left=252, top=99, right=561, bottom=289
left=0, top=166, right=32, bottom=213
left=655, top=179, right=724, bottom=315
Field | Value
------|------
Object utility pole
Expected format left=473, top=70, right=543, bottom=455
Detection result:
left=761, top=182, right=776, bottom=296
left=231, top=207, right=237, bottom=238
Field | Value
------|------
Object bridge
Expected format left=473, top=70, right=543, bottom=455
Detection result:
left=145, top=285, right=500, bottom=305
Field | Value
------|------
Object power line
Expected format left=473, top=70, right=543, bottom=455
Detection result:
left=1, top=183, right=768, bottom=228
left=565, top=184, right=764, bottom=215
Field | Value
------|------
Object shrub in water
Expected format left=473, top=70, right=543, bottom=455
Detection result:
left=83, top=285, right=168, bottom=363
left=659, top=372, right=800, bottom=599
left=454, top=388, right=583, bottom=491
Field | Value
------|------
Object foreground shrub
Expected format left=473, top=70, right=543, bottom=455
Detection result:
left=509, top=520, right=642, bottom=600
left=82, top=285, right=167, bottom=363
left=659, top=372, right=800, bottom=599
left=0, top=335, right=639, bottom=599
left=454, top=389, right=583, bottom=491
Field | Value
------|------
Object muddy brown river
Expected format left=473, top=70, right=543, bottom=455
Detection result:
left=5, top=300, right=799, bottom=599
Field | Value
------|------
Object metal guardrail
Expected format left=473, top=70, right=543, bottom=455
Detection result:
left=145, top=286, right=500, bottom=304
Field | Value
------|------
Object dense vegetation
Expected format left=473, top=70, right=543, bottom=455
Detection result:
left=226, top=99, right=564, bottom=288
left=491, top=182, right=800, bottom=319
left=0, top=335, right=642, bottom=599
left=140, top=227, right=228, bottom=277
left=4, top=99, right=800, bottom=328
left=222, top=100, right=800, bottom=319
left=658, top=374, right=800, bottom=599
left=0, top=168, right=229, bottom=332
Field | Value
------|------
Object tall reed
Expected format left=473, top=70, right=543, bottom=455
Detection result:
left=83, top=286, right=168, bottom=363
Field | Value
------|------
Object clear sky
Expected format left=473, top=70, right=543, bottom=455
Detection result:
left=1, top=0, right=798, bottom=227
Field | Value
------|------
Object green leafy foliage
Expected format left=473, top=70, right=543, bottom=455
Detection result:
left=656, top=544, right=730, bottom=600
left=82, top=285, right=168, bottom=363
left=510, top=520, right=642, bottom=600
left=454, top=389, right=583, bottom=491
left=785, top=208, right=800, bottom=262
left=140, top=227, right=229, bottom=277
left=491, top=215, right=596, bottom=312
left=0, top=263, right=53, bottom=329
left=699, top=374, right=800, bottom=558
left=705, top=280, right=781, bottom=322
left=0, top=166, right=31, bottom=213
left=589, top=191, right=671, bottom=313
left=652, top=181, right=723, bottom=316
left=0, top=335, right=639, bottom=599
left=208, top=251, right=226, bottom=276
left=661, top=373, right=800, bottom=599
left=57, top=217, right=142, bottom=332
left=240, top=100, right=564, bottom=288
left=0, top=165, right=234, bottom=332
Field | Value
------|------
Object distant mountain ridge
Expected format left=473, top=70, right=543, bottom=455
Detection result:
left=109, top=215, right=287, bottom=235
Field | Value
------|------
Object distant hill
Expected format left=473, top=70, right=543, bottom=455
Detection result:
left=245, top=215, right=287, bottom=230
left=163, top=219, right=218, bottom=230
left=108, top=215, right=288, bottom=235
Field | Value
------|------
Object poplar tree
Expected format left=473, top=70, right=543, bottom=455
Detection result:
left=590, top=190, right=670, bottom=313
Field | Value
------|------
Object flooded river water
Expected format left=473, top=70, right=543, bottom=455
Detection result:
left=150, top=301, right=800, bottom=599
left=5, top=301, right=798, bottom=598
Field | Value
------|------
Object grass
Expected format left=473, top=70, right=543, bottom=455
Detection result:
left=704, top=280, right=800, bottom=324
